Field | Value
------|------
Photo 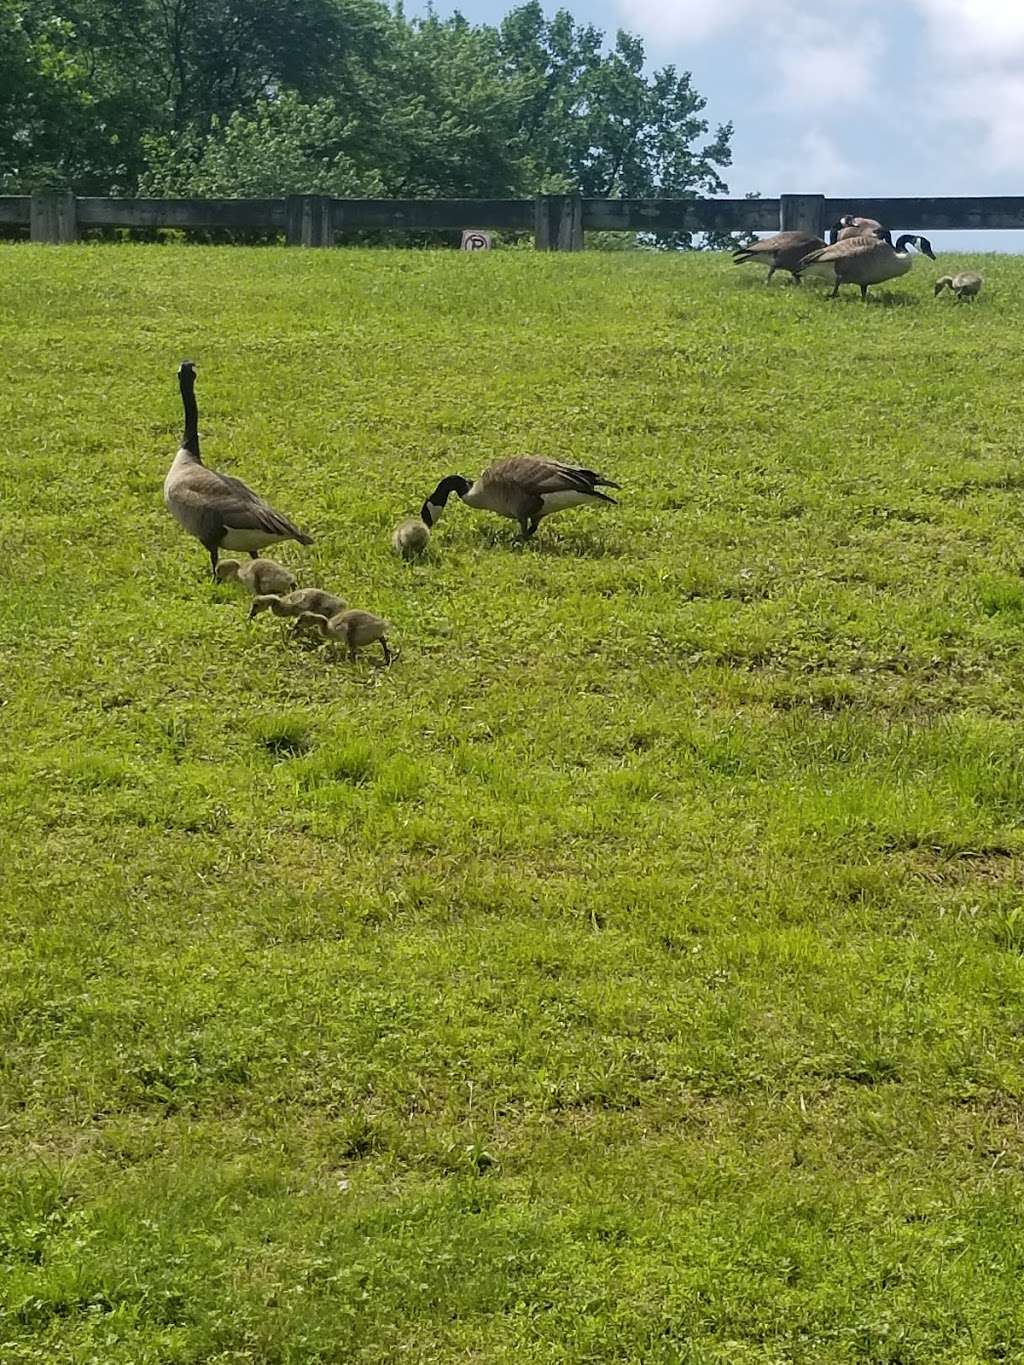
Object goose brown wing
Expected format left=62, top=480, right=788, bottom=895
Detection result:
left=486, top=457, right=606, bottom=496
left=192, top=465, right=312, bottom=541
left=801, top=237, right=887, bottom=267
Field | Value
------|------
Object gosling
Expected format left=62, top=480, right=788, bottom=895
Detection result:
left=249, top=588, right=346, bottom=622
left=215, top=558, right=297, bottom=596
left=934, top=272, right=983, bottom=302
left=391, top=519, right=431, bottom=557
left=295, top=609, right=392, bottom=664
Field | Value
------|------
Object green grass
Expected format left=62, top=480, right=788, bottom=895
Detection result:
left=3, top=242, right=1024, bottom=1362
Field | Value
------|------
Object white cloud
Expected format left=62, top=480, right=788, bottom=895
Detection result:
left=910, top=0, right=1024, bottom=60
left=907, top=1, right=1024, bottom=172
left=772, top=23, right=883, bottom=107
left=614, top=0, right=884, bottom=108
left=731, top=130, right=861, bottom=199
left=616, top=0, right=761, bottom=43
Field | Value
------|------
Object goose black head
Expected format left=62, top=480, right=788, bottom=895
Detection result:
left=178, top=361, right=197, bottom=382
left=895, top=234, right=935, bottom=258
left=421, top=475, right=471, bottom=528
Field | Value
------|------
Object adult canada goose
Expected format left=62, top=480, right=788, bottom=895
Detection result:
left=215, top=558, right=297, bottom=595
left=421, top=457, right=619, bottom=540
left=796, top=233, right=935, bottom=300
left=391, top=519, right=431, bottom=557
left=248, top=588, right=346, bottom=622
left=732, top=231, right=826, bottom=284
left=934, top=271, right=983, bottom=301
left=164, top=362, right=314, bottom=578
left=829, top=214, right=885, bottom=244
left=295, top=609, right=392, bottom=664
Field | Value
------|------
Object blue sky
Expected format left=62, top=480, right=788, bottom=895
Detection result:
left=421, top=0, right=1024, bottom=251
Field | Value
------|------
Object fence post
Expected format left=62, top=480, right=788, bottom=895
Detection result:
left=286, top=195, right=332, bottom=246
left=534, top=193, right=584, bottom=251
left=557, top=192, right=584, bottom=251
left=779, top=194, right=826, bottom=238
left=30, top=190, right=78, bottom=243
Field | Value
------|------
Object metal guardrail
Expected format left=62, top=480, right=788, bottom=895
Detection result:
left=4, top=191, right=1022, bottom=247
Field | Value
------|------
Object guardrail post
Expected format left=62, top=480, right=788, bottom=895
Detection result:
left=779, top=194, right=825, bottom=238
left=534, top=193, right=583, bottom=251
left=30, top=190, right=78, bottom=243
left=286, top=195, right=332, bottom=246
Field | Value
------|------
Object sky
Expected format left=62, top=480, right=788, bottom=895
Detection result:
left=420, top=0, right=1024, bottom=251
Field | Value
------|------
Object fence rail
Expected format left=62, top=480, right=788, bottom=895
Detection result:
left=4, top=191, right=1023, bottom=247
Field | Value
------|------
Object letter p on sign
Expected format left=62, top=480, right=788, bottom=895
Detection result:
left=461, top=230, right=492, bottom=251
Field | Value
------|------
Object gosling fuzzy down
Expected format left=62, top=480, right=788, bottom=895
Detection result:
left=215, top=558, right=297, bottom=595
left=248, top=588, right=347, bottom=622
left=295, top=609, right=392, bottom=664
left=391, top=520, right=431, bottom=557
left=934, top=272, right=983, bottom=301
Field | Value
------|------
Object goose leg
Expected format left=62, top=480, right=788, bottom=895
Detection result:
left=766, top=264, right=776, bottom=285
left=248, top=550, right=260, bottom=559
left=520, top=518, right=540, bottom=540
left=860, top=284, right=869, bottom=302
left=829, top=282, right=840, bottom=300
left=208, top=545, right=219, bottom=578
left=380, top=638, right=392, bottom=665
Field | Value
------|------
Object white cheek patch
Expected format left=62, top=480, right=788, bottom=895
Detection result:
left=424, top=500, right=446, bottom=526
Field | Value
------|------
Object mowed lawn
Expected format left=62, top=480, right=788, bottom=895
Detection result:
left=4, top=242, right=1024, bottom=1364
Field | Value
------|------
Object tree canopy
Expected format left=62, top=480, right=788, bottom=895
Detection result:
left=2, top=0, right=737, bottom=241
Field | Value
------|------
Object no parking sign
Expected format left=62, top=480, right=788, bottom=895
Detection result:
left=461, top=230, right=492, bottom=251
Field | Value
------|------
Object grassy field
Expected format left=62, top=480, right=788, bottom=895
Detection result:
left=3, top=242, right=1024, bottom=1363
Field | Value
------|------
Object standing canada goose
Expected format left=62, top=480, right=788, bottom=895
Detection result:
left=796, top=233, right=935, bottom=300
left=829, top=214, right=885, bottom=244
left=164, top=362, right=314, bottom=579
left=421, top=457, right=619, bottom=540
left=215, top=558, right=297, bottom=595
left=391, top=519, right=431, bottom=557
left=732, top=231, right=826, bottom=284
left=934, top=272, right=983, bottom=301
left=295, top=609, right=392, bottom=664
left=248, top=588, right=346, bottom=622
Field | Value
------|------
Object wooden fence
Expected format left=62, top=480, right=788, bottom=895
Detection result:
left=4, top=191, right=1024, bottom=248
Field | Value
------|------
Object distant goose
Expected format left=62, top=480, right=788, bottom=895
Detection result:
left=732, top=231, right=826, bottom=284
left=249, top=588, right=346, bottom=622
left=796, top=233, right=935, bottom=299
left=391, top=519, right=431, bottom=557
left=164, top=362, right=313, bottom=578
left=935, top=271, right=983, bottom=301
left=295, top=609, right=392, bottom=664
left=829, top=214, right=885, bottom=244
left=421, top=457, right=619, bottom=540
left=215, top=558, right=297, bottom=595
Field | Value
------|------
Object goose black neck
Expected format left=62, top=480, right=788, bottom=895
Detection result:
left=421, top=474, right=471, bottom=527
left=179, top=364, right=200, bottom=459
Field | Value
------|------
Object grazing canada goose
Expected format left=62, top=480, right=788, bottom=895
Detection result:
left=421, top=457, right=619, bottom=540
left=295, top=610, right=392, bottom=664
left=391, top=519, right=431, bottom=557
left=934, top=271, right=983, bottom=301
left=732, top=231, right=826, bottom=284
left=796, top=233, right=935, bottom=300
left=164, top=362, right=314, bottom=578
left=248, top=588, right=346, bottom=622
left=215, top=558, right=297, bottom=595
left=829, top=214, right=885, bottom=244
